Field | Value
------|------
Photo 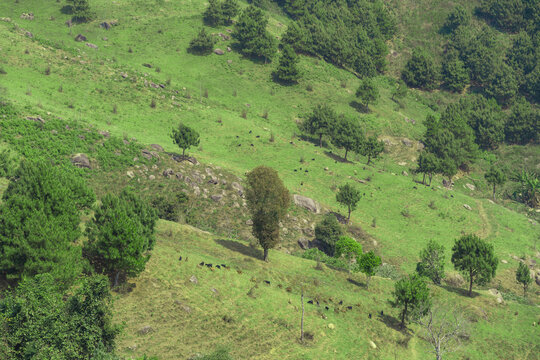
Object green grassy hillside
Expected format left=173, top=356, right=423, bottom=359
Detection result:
left=0, top=0, right=539, bottom=358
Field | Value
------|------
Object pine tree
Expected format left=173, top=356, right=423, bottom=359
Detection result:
left=67, top=0, right=94, bottom=22
left=330, top=116, right=364, bottom=161
left=516, top=262, right=532, bottom=296
left=188, top=28, right=217, bottom=55
left=355, top=78, right=379, bottom=111
left=221, top=0, right=239, bottom=24
left=204, top=0, right=225, bottom=26
left=273, top=44, right=301, bottom=84
left=233, top=5, right=276, bottom=62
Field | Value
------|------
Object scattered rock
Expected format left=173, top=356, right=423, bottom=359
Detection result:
left=231, top=182, right=244, bottom=196
left=193, top=186, right=201, bottom=196
left=26, top=116, right=45, bottom=124
left=401, top=138, right=413, bottom=147
left=210, top=288, right=219, bottom=295
left=150, top=144, right=164, bottom=152
left=20, top=13, right=34, bottom=20
left=298, top=238, right=309, bottom=250
left=162, top=168, right=174, bottom=177
left=465, top=183, right=476, bottom=191
left=100, top=22, right=111, bottom=30
left=442, top=179, right=454, bottom=188
left=126, top=171, right=135, bottom=178
left=211, top=194, right=223, bottom=202
left=227, top=59, right=233, bottom=64
left=402, top=171, right=408, bottom=176
left=98, top=130, right=110, bottom=138
left=227, top=47, right=232, bottom=52
left=214, top=48, right=224, bottom=55
left=369, top=340, right=377, bottom=349
left=488, top=289, right=504, bottom=304
left=174, top=301, right=192, bottom=313
left=138, top=325, right=153, bottom=335
left=87, top=43, right=98, bottom=50
left=25, top=31, right=33, bottom=38
left=501, top=259, right=508, bottom=264
left=246, top=219, right=253, bottom=226
left=189, top=275, right=198, bottom=284
left=148, top=175, right=155, bottom=180
left=74, top=34, right=87, bottom=42
left=327, top=323, right=335, bottom=330
left=293, top=194, right=320, bottom=213
left=70, top=153, right=91, bottom=169
left=324, top=167, right=329, bottom=171
left=463, top=204, right=472, bottom=211
left=142, top=63, right=153, bottom=68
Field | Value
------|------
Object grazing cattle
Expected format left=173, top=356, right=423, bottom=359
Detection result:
left=221, top=264, right=227, bottom=268
left=338, top=300, right=343, bottom=305
left=369, top=313, right=372, bottom=319
left=300, top=182, right=304, bottom=186
left=256, top=135, right=260, bottom=138
left=249, top=130, right=252, bottom=134
left=294, top=169, right=297, bottom=172
left=199, top=261, right=205, bottom=266
left=312, top=158, right=315, bottom=161
left=206, top=264, right=213, bottom=268
left=413, top=186, right=417, bottom=189
left=325, top=306, right=329, bottom=310
left=264, top=280, right=271, bottom=285
left=237, top=270, right=243, bottom=274
left=305, top=170, right=308, bottom=173
left=238, top=144, right=241, bottom=147
left=380, top=310, right=384, bottom=316
left=307, top=300, right=313, bottom=304
left=347, top=306, right=353, bottom=310
left=316, top=301, right=320, bottom=306
left=216, top=265, right=221, bottom=269
left=236, top=135, right=239, bottom=138
left=250, top=144, right=254, bottom=147
left=178, top=256, right=182, bottom=261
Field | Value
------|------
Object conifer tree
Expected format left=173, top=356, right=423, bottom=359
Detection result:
left=273, top=44, right=301, bottom=84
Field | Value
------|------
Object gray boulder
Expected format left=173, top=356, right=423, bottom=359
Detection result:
left=297, top=238, right=309, bottom=250
left=71, top=153, right=91, bottom=169
left=293, top=194, right=320, bottom=213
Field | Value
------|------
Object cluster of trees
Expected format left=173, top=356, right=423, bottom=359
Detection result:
left=300, top=105, right=385, bottom=163
left=334, top=236, right=381, bottom=288
left=403, top=3, right=538, bottom=106
left=0, top=160, right=158, bottom=358
left=416, top=94, right=538, bottom=186
left=278, top=0, right=396, bottom=78
left=233, top=5, right=276, bottom=62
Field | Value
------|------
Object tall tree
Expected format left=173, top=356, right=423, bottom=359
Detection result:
left=245, top=166, right=290, bottom=261
left=203, top=0, right=225, bottom=26
left=392, top=273, right=431, bottom=328
left=443, top=5, right=470, bottom=33
left=358, top=251, right=381, bottom=289
left=416, top=240, right=446, bottom=285
left=505, top=99, right=539, bottom=144
left=83, top=190, right=157, bottom=285
left=233, top=5, right=276, bottom=62
left=360, top=135, right=385, bottom=164
left=171, top=123, right=200, bottom=157
left=334, top=236, right=362, bottom=272
left=355, top=78, right=379, bottom=111
left=0, top=161, right=94, bottom=287
left=451, top=234, right=498, bottom=297
left=336, top=183, right=361, bottom=223
left=330, top=116, right=364, bottom=161
left=67, top=0, right=94, bottom=22
left=484, top=165, right=507, bottom=201
left=301, top=104, right=337, bottom=147
left=442, top=51, right=469, bottom=92
left=516, top=262, right=532, bottom=296
left=273, top=44, right=301, bottom=84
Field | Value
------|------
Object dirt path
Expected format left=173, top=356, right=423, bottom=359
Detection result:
left=475, top=200, right=492, bottom=238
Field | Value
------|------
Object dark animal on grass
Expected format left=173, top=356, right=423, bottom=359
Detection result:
left=256, top=135, right=260, bottom=138
left=347, top=306, right=353, bottom=310
left=216, top=265, right=221, bottom=269
left=178, top=256, right=182, bottom=261
left=250, top=144, right=254, bottom=146
left=325, top=306, right=329, bottom=310
left=338, top=300, right=343, bottom=305
left=199, top=261, right=205, bottom=266
left=206, top=264, right=213, bottom=268
left=369, top=313, right=372, bottom=319
left=380, top=310, right=384, bottom=316
left=264, top=280, right=271, bottom=285
left=221, top=264, right=226, bottom=268
left=238, top=144, right=241, bottom=146
left=308, top=300, right=313, bottom=304
left=294, top=169, right=297, bottom=172
left=249, top=130, right=252, bottom=134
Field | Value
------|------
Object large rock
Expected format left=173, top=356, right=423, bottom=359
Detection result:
left=463, top=204, right=472, bottom=211
left=74, top=34, right=87, bottom=42
left=231, top=182, right=244, bottom=196
left=150, top=144, right=164, bottom=152
left=293, top=194, right=320, bottom=213
left=214, top=48, right=224, bottom=55
left=298, top=238, right=309, bottom=250
left=71, top=153, right=91, bottom=169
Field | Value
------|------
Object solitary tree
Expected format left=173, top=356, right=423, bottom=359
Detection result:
left=451, top=234, right=498, bottom=297
left=188, top=28, right=217, bottom=55
left=245, top=166, right=290, bottom=261
left=67, top=0, right=94, bottom=22
left=336, top=183, right=361, bottom=223
left=315, top=214, right=343, bottom=256
left=358, top=251, right=382, bottom=289
left=331, top=116, right=364, bottom=161
left=84, top=190, right=157, bottom=286
left=171, top=123, right=200, bottom=157
left=416, top=240, right=446, bottom=285
left=484, top=165, right=507, bottom=201
left=402, top=49, right=438, bottom=90
left=356, top=78, right=379, bottom=111
left=360, top=135, right=385, bottom=164
left=273, top=44, right=300, bottom=84
left=334, top=236, right=362, bottom=272
left=413, top=302, right=469, bottom=360
left=203, top=0, right=224, bottom=26
left=301, top=104, right=337, bottom=147
left=392, top=273, right=431, bottom=328
left=516, top=262, right=532, bottom=296
left=234, top=5, right=276, bottom=62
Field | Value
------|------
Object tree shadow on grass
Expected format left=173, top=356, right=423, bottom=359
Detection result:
left=215, top=239, right=262, bottom=260
left=349, top=100, right=369, bottom=113
left=441, top=284, right=480, bottom=298
left=378, top=312, right=411, bottom=334
left=347, top=277, right=366, bottom=289
left=324, top=150, right=352, bottom=164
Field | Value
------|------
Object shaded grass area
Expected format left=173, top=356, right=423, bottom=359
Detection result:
left=113, top=221, right=540, bottom=360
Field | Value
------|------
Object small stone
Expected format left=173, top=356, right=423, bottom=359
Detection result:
left=501, top=259, right=508, bottom=264
left=463, top=204, right=472, bottom=211
left=214, top=48, right=224, bottom=55
left=327, top=323, right=335, bottom=329
left=402, top=171, right=408, bottom=176
left=246, top=219, right=253, bottom=226
left=189, top=275, right=198, bottom=284
left=85, top=42, right=98, bottom=49
left=227, top=59, right=233, bottom=64
left=148, top=175, right=155, bottom=180
left=211, top=194, right=223, bottom=202
left=138, top=325, right=153, bottom=335
left=465, top=183, right=476, bottom=191
left=126, top=171, right=135, bottom=178
left=369, top=340, right=377, bottom=349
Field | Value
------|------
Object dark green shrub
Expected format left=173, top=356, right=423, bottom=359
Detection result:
left=314, top=214, right=343, bottom=256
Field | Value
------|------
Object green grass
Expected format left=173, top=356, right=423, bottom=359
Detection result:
left=113, top=221, right=540, bottom=360
left=0, top=1, right=539, bottom=358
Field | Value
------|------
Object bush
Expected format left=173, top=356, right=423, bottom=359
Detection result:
left=314, top=214, right=343, bottom=256
left=375, top=263, right=401, bottom=280
left=402, top=49, right=439, bottom=90
left=301, top=248, right=347, bottom=269
left=188, top=28, right=217, bottom=55
left=151, top=192, right=189, bottom=221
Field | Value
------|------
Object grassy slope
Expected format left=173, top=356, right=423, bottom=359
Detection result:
left=0, top=1, right=539, bottom=358
left=113, top=221, right=539, bottom=360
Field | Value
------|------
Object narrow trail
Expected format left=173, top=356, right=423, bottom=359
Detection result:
left=475, top=200, right=492, bottom=238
